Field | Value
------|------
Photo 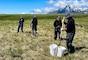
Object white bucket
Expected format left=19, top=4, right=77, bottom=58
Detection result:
left=49, top=44, right=66, bottom=57
left=49, top=44, right=58, bottom=56
left=57, top=46, right=66, bottom=57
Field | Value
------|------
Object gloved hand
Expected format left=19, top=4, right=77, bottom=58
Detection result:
left=61, top=28, right=64, bottom=31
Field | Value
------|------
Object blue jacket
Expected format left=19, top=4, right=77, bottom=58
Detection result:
left=19, top=18, right=24, bottom=27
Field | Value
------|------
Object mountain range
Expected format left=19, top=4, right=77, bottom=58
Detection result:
left=48, top=5, right=88, bottom=14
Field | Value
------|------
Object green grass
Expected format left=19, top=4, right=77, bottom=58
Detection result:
left=0, top=14, right=88, bottom=60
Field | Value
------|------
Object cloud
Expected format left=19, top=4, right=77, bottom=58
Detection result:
left=31, top=9, right=43, bottom=14
left=59, top=0, right=88, bottom=8
left=31, top=0, right=88, bottom=14
left=52, top=0, right=88, bottom=8
left=31, top=7, right=58, bottom=14
left=47, top=0, right=55, bottom=4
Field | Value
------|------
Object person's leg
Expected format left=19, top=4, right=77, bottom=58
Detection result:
left=32, top=26, right=36, bottom=36
left=57, top=28, right=61, bottom=40
left=66, top=39, right=72, bottom=52
left=54, top=30, right=57, bottom=40
left=21, top=26, right=23, bottom=32
left=35, top=25, right=37, bottom=31
left=68, top=33, right=75, bottom=45
left=33, top=26, right=36, bottom=36
left=66, top=33, right=75, bottom=53
left=32, top=26, right=34, bottom=35
left=58, top=31, right=61, bottom=39
left=70, top=33, right=75, bottom=43
left=35, top=25, right=37, bottom=35
left=66, top=41, right=75, bottom=53
left=17, top=25, right=20, bottom=32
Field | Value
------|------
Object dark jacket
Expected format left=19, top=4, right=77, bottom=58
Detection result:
left=19, top=18, right=24, bottom=27
left=31, top=17, right=38, bottom=26
left=66, top=17, right=75, bottom=33
left=54, top=20, right=62, bottom=29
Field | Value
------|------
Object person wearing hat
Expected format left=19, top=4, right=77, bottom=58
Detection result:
left=61, top=15, right=75, bottom=53
left=31, top=16, right=38, bottom=36
left=53, top=16, right=62, bottom=40
left=17, top=16, right=24, bottom=33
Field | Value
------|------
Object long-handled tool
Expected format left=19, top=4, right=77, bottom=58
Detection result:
left=59, top=17, right=65, bottom=46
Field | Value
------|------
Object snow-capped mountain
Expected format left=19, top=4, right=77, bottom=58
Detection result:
left=48, top=5, right=88, bottom=14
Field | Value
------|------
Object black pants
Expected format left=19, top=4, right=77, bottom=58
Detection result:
left=32, top=25, right=37, bottom=36
left=17, top=25, right=23, bottom=32
left=54, top=28, right=61, bottom=40
left=65, top=32, right=75, bottom=53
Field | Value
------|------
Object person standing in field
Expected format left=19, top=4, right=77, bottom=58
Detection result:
left=53, top=16, right=62, bottom=40
left=31, top=16, right=38, bottom=36
left=17, top=16, right=24, bottom=33
left=61, top=15, right=75, bottom=53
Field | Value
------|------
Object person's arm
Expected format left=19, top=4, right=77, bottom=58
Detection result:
left=23, top=18, right=24, bottom=22
left=53, top=20, right=56, bottom=28
left=62, top=20, right=73, bottom=31
left=61, top=28, right=67, bottom=31
left=60, top=20, right=62, bottom=27
left=61, top=21, right=71, bottom=31
left=30, top=19, right=33, bottom=27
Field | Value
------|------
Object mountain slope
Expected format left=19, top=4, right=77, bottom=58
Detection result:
left=48, top=5, right=88, bottom=14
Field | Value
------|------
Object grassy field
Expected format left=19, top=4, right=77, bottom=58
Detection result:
left=0, top=14, right=88, bottom=60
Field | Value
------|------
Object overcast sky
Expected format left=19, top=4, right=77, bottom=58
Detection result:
left=0, top=0, right=88, bottom=14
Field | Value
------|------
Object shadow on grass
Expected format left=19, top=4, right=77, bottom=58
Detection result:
left=75, top=46, right=87, bottom=51
left=64, top=46, right=88, bottom=56
left=64, top=52, right=69, bottom=56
